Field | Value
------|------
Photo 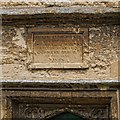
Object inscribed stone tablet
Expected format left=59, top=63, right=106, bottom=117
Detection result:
left=27, top=27, right=89, bottom=69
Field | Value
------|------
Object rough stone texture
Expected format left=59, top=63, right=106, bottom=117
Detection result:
left=0, top=0, right=119, bottom=8
left=1, top=1, right=119, bottom=119
left=1, top=25, right=120, bottom=81
left=1, top=6, right=119, bottom=16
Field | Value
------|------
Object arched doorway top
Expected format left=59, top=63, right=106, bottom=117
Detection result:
left=47, top=112, right=86, bottom=120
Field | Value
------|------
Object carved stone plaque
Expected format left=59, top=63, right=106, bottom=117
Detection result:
left=27, top=27, right=89, bottom=69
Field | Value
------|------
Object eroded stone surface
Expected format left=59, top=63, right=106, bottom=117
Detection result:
left=1, top=1, right=120, bottom=120
left=0, top=0, right=119, bottom=7
left=1, top=25, right=120, bottom=81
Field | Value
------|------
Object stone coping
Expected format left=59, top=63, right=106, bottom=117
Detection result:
left=0, top=5, right=119, bottom=15
left=0, top=0, right=119, bottom=7
left=1, top=79, right=119, bottom=84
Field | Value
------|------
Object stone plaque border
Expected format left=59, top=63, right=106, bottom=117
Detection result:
left=27, top=27, right=89, bottom=69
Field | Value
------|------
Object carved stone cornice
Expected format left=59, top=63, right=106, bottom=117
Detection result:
left=2, top=11, right=120, bottom=26
left=1, top=79, right=120, bottom=91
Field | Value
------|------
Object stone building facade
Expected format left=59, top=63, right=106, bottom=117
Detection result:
left=0, top=1, right=120, bottom=120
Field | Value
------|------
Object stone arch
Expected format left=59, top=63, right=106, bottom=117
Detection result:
left=46, top=109, right=87, bottom=120
left=47, top=111, right=87, bottom=120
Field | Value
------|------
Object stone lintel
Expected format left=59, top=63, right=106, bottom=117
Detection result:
left=1, top=79, right=119, bottom=91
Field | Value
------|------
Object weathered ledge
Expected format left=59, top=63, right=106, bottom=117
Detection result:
left=1, top=6, right=119, bottom=15
left=1, top=79, right=119, bottom=83
left=1, top=5, right=120, bottom=26
left=1, top=79, right=119, bottom=91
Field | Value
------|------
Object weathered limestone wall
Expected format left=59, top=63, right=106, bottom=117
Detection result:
left=1, top=25, right=119, bottom=81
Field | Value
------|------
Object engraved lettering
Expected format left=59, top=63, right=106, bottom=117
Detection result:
left=33, top=34, right=82, bottom=64
left=27, top=27, right=89, bottom=68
